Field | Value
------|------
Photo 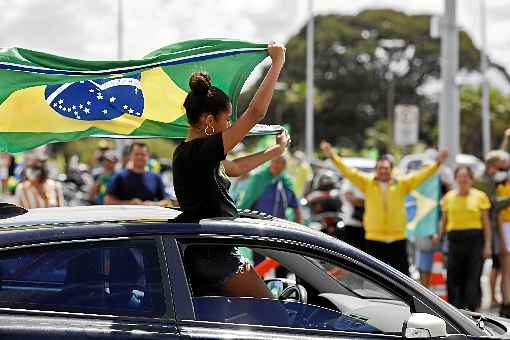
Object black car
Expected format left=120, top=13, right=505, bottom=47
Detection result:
left=0, top=204, right=506, bottom=339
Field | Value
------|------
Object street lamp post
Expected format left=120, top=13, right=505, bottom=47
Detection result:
left=117, top=0, right=123, bottom=60
left=377, top=39, right=406, bottom=149
left=115, top=0, right=129, bottom=155
left=305, top=0, right=314, bottom=161
left=439, top=0, right=460, bottom=168
left=480, top=0, right=490, bottom=155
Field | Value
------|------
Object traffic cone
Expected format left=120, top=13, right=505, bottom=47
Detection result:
left=255, top=258, right=280, bottom=277
left=429, top=251, right=448, bottom=301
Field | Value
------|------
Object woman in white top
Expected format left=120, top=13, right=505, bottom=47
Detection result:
left=15, top=157, right=63, bottom=209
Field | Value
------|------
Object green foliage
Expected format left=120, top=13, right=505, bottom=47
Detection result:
left=460, top=86, right=510, bottom=157
left=241, top=9, right=485, bottom=153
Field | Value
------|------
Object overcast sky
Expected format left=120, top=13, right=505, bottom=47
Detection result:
left=1, top=1, right=509, bottom=73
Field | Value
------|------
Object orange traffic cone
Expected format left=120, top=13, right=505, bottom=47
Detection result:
left=429, top=251, right=448, bottom=301
left=255, top=258, right=280, bottom=277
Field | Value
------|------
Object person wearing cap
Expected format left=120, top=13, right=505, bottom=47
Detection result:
left=90, top=150, right=118, bottom=205
left=15, top=156, right=64, bottom=209
left=475, top=149, right=510, bottom=317
left=321, top=141, right=448, bottom=275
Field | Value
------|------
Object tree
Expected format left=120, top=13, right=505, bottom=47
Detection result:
left=460, top=86, right=510, bottom=157
left=240, top=9, right=495, bottom=153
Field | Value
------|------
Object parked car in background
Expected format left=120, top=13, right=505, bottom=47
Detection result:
left=399, top=152, right=484, bottom=177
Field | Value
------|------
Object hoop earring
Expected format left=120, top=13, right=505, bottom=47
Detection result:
left=204, top=125, right=215, bottom=136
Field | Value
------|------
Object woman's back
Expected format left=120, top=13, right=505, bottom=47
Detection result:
left=173, top=133, right=237, bottom=220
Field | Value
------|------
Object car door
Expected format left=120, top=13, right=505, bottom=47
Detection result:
left=0, top=236, right=180, bottom=339
left=164, top=235, right=429, bottom=340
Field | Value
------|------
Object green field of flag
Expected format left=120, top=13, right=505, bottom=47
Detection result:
left=0, top=39, right=269, bottom=152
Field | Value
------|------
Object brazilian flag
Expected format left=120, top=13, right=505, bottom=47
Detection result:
left=0, top=39, right=269, bottom=152
left=406, top=175, right=440, bottom=238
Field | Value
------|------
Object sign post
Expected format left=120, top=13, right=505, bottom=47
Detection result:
left=394, top=104, right=419, bottom=147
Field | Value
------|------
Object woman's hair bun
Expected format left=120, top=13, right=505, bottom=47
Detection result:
left=189, top=72, right=212, bottom=96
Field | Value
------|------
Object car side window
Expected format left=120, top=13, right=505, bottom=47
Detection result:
left=0, top=239, right=166, bottom=317
left=181, top=244, right=411, bottom=335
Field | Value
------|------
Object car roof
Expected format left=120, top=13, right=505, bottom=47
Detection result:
left=341, top=157, right=376, bottom=169
left=0, top=205, right=342, bottom=254
left=0, top=205, right=181, bottom=227
left=398, top=153, right=485, bottom=176
left=0, top=205, right=406, bottom=290
left=321, top=157, right=375, bottom=175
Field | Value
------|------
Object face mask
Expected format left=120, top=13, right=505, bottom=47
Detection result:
left=494, top=171, right=507, bottom=183
left=26, top=168, right=42, bottom=181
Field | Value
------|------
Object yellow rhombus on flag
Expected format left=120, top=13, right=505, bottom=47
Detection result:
left=0, top=39, right=272, bottom=152
left=406, top=175, right=440, bottom=238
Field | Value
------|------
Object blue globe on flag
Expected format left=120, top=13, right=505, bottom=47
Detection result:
left=44, top=74, right=144, bottom=121
left=406, top=195, right=417, bottom=221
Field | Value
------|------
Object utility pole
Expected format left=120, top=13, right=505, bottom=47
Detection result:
left=116, top=0, right=129, bottom=151
left=439, top=0, right=460, bottom=168
left=305, top=0, right=314, bottom=160
left=117, top=0, right=124, bottom=60
left=480, top=0, right=490, bottom=155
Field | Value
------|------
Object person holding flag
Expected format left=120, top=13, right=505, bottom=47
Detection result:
left=320, top=141, right=448, bottom=275
left=173, top=42, right=288, bottom=299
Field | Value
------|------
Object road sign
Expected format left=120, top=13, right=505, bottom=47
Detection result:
left=394, top=105, right=419, bottom=146
left=430, top=15, right=441, bottom=39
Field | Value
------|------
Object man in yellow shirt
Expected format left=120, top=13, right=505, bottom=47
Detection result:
left=321, top=141, right=448, bottom=275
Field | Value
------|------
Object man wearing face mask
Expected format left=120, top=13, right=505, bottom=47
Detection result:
left=474, top=150, right=510, bottom=314
left=475, top=151, right=510, bottom=244
left=15, top=156, right=64, bottom=209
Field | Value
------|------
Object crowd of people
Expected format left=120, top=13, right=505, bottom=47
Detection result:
left=318, top=135, right=510, bottom=317
left=4, top=134, right=510, bottom=314
left=3, top=42, right=510, bottom=316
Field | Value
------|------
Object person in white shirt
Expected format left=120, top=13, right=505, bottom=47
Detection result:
left=340, top=179, right=366, bottom=251
left=15, top=156, right=63, bottom=209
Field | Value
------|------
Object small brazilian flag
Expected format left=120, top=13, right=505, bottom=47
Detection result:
left=406, top=175, right=440, bottom=238
left=0, top=39, right=268, bottom=152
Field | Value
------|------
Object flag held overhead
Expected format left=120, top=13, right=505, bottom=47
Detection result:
left=0, top=39, right=269, bottom=152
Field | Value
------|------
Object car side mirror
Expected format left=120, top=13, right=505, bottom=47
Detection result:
left=403, top=313, right=447, bottom=339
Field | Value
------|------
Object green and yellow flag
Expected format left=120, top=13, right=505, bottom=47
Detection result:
left=0, top=39, right=268, bottom=152
left=406, top=175, right=440, bottom=238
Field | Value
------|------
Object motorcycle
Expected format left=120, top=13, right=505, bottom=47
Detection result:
left=303, top=170, right=344, bottom=238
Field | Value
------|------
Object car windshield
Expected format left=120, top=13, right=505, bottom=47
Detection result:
left=304, top=256, right=398, bottom=300
left=458, top=310, right=507, bottom=336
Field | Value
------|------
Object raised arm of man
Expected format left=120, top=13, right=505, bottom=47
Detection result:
left=320, top=141, right=370, bottom=193
left=401, top=149, right=448, bottom=194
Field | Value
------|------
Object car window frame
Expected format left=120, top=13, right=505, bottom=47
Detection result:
left=176, top=234, right=480, bottom=335
left=170, top=235, right=429, bottom=339
left=0, top=235, right=176, bottom=322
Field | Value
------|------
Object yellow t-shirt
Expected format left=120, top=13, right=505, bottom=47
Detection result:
left=497, top=183, right=510, bottom=222
left=441, top=188, right=490, bottom=231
